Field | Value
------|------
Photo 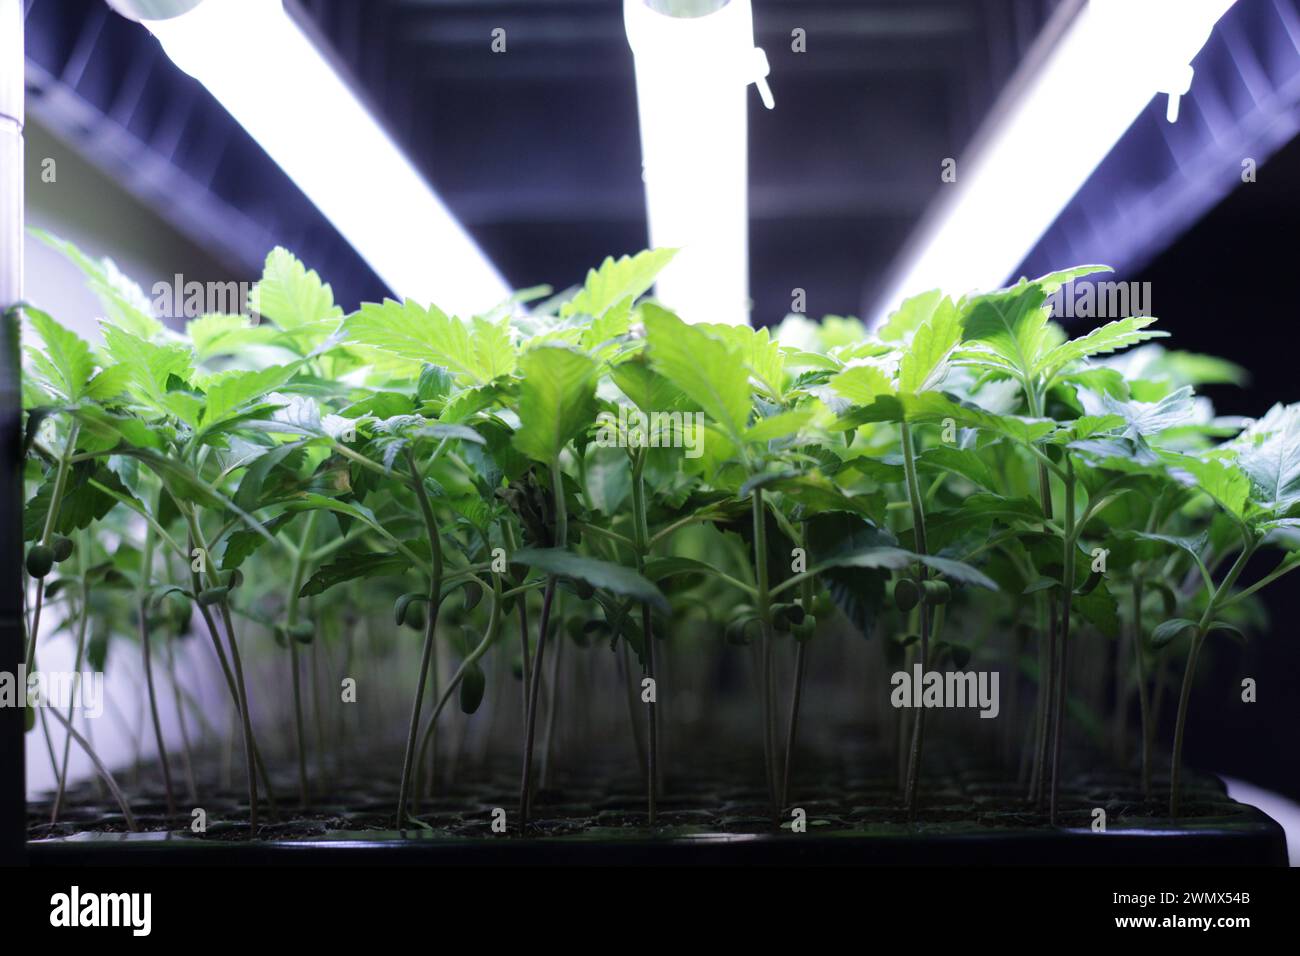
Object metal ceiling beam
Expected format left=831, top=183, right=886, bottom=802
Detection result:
left=394, top=7, right=974, bottom=45
left=1020, top=0, right=1300, bottom=284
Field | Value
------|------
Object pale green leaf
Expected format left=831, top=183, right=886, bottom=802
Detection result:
left=561, top=249, right=677, bottom=319
left=345, top=299, right=507, bottom=386
left=1164, top=453, right=1250, bottom=518
left=512, top=547, right=669, bottom=612
left=32, top=228, right=163, bottom=338
left=830, top=363, right=894, bottom=407
left=187, top=313, right=279, bottom=361
left=1035, top=315, right=1167, bottom=377
left=643, top=304, right=751, bottom=439
left=248, top=248, right=342, bottom=330
left=1237, top=404, right=1300, bottom=515
left=877, top=289, right=942, bottom=342
left=23, top=307, right=95, bottom=401
left=808, top=545, right=997, bottom=589
left=200, top=364, right=298, bottom=427
left=898, top=297, right=961, bottom=394
left=513, top=346, right=599, bottom=464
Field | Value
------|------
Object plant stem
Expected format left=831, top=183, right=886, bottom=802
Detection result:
left=396, top=451, right=445, bottom=828
left=45, top=705, right=137, bottom=831
left=1049, top=458, right=1075, bottom=824
left=50, top=551, right=90, bottom=824
left=414, top=572, right=502, bottom=791
left=138, top=522, right=176, bottom=817
left=1132, top=577, right=1152, bottom=799
left=781, top=640, right=807, bottom=810
left=1032, top=456, right=1057, bottom=810
left=187, top=510, right=263, bottom=828
left=621, top=638, right=648, bottom=772
left=1169, top=541, right=1254, bottom=817
left=900, top=422, right=932, bottom=818
left=167, top=640, right=199, bottom=803
left=286, top=512, right=318, bottom=808
left=25, top=422, right=81, bottom=669
left=641, top=602, right=657, bottom=823
left=540, top=617, right=564, bottom=790
left=507, top=521, right=532, bottom=720
left=751, top=486, right=779, bottom=811
left=519, top=457, right=567, bottom=830
left=631, top=448, right=658, bottom=823
left=782, top=526, right=815, bottom=809
left=190, top=577, right=275, bottom=811
left=520, top=578, right=556, bottom=829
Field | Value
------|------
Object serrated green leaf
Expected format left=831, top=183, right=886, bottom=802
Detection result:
left=511, top=547, right=669, bottom=612
left=187, top=313, right=279, bottom=361
left=1151, top=617, right=1198, bottom=648
left=694, top=323, right=786, bottom=399
left=1104, top=385, right=1197, bottom=438
left=345, top=299, right=511, bottom=386
left=1075, top=581, right=1119, bottom=638
left=561, top=249, right=676, bottom=319
left=830, top=363, right=894, bottom=407
left=469, top=315, right=517, bottom=381
left=1164, top=454, right=1250, bottom=519
left=23, top=307, right=95, bottom=402
left=249, top=247, right=342, bottom=330
left=200, top=364, right=298, bottom=428
left=839, top=391, right=1055, bottom=444
left=299, top=549, right=411, bottom=597
left=32, top=229, right=163, bottom=339
left=513, top=346, right=598, bottom=464
left=916, top=445, right=997, bottom=491
left=101, top=324, right=194, bottom=410
left=898, top=297, right=961, bottom=394
left=610, top=359, right=691, bottom=415
left=960, top=267, right=1108, bottom=381
left=745, top=408, right=813, bottom=443
left=808, top=544, right=997, bottom=589
left=1236, top=405, right=1300, bottom=515
left=1036, top=315, right=1167, bottom=377
left=877, top=289, right=942, bottom=342
left=643, top=304, right=751, bottom=440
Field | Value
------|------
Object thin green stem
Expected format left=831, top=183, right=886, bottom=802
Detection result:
left=1132, top=577, right=1152, bottom=799
left=138, top=520, right=176, bottom=817
left=752, top=486, right=779, bottom=811
left=50, top=538, right=90, bottom=824
left=519, top=457, right=569, bottom=830
left=187, top=509, right=262, bottom=829
left=631, top=449, right=658, bottom=823
left=286, top=512, right=319, bottom=808
left=396, top=450, right=445, bottom=827
left=1049, top=458, right=1075, bottom=824
left=900, top=422, right=932, bottom=818
left=1170, top=539, right=1256, bottom=817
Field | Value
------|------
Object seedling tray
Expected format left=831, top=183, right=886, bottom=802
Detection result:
left=26, top=767, right=1288, bottom=866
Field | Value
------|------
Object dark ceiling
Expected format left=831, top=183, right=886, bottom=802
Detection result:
left=20, top=0, right=1300, bottom=326
left=298, top=0, right=1067, bottom=321
left=24, top=0, right=1066, bottom=320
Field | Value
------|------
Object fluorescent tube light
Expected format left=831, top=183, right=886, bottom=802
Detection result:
left=136, top=0, right=511, bottom=316
left=625, top=0, right=772, bottom=325
left=873, top=0, right=1236, bottom=321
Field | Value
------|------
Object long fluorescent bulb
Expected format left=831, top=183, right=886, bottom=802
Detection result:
left=874, top=0, right=1236, bottom=321
left=139, top=0, right=510, bottom=316
left=625, top=0, right=772, bottom=325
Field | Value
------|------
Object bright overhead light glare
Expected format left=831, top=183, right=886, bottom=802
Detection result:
left=140, top=0, right=510, bottom=316
left=873, top=0, right=1236, bottom=323
left=625, top=0, right=772, bottom=325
